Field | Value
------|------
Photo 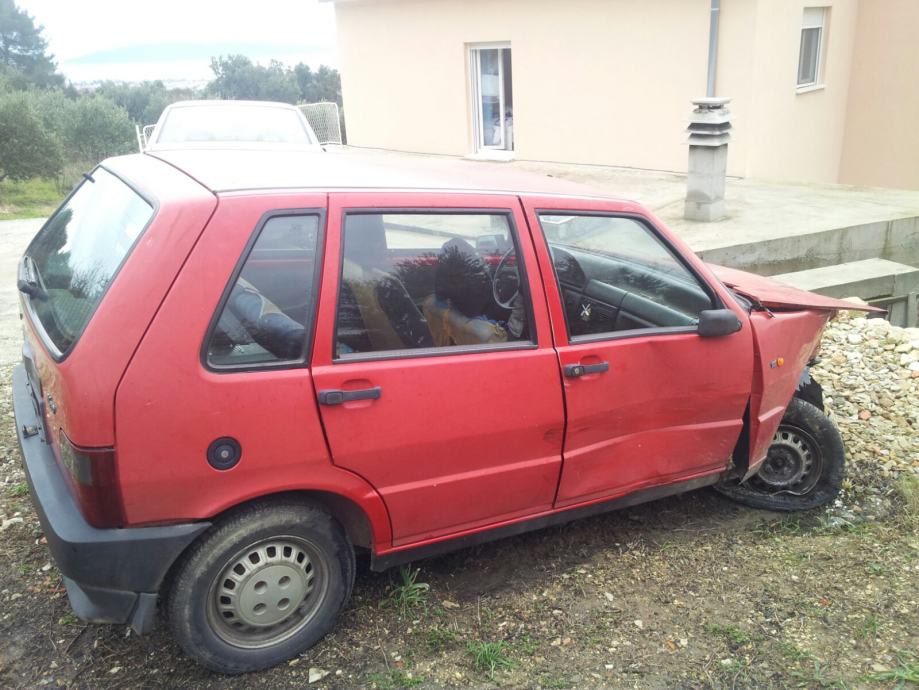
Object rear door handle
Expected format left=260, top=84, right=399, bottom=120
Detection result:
left=564, top=361, right=609, bottom=378
left=317, top=386, right=382, bottom=405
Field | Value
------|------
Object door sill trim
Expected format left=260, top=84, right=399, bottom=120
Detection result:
left=370, top=470, right=723, bottom=571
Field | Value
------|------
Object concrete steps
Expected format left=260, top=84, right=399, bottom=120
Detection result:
left=772, top=258, right=919, bottom=326
left=694, top=215, right=919, bottom=277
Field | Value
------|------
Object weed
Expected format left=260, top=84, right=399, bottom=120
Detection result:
left=860, top=615, right=880, bottom=638
left=381, top=566, right=430, bottom=618
left=426, top=625, right=458, bottom=652
left=367, top=668, right=425, bottom=689
left=57, top=613, right=80, bottom=626
left=467, top=640, right=515, bottom=679
left=865, top=561, right=888, bottom=576
left=4, top=482, right=29, bottom=498
left=894, top=474, right=919, bottom=529
left=791, top=660, right=839, bottom=688
left=867, top=651, right=919, bottom=687
left=539, top=675, right=572, bottom=689
left=17, top=563, right=36, bottom=576
left=514, top=633, right=538, bottom=656
left=777, top=641, right=814, bottom=663
left=706, top=623, right=752, bottom=648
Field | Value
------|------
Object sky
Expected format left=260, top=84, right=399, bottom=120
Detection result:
left=16, top=0, right=339, bottom=85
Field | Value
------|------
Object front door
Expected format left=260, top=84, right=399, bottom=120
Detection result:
left=311, top=193, right=563, bottom=547
left=523, top=198, right=754, bottom=507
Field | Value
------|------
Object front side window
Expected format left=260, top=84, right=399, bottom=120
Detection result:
left=23, top=167, right=153, bottom=355
left=335, top=212, right=531, bottom=358
left=207, top=214, right=320, bottom=367
left=538, top=214, right=713, bottom=339
left=798, top=7, right=827, bottom=88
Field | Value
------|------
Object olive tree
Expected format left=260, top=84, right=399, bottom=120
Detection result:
left=0, top=91, right=62, bottom=182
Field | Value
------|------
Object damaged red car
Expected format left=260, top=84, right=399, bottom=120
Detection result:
left=13, top=149, right=875, bottom=673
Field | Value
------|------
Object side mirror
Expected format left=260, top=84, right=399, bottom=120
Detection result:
left=697, top=309, right=742, bottom=337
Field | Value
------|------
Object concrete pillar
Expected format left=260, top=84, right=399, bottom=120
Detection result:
left=684, top=97, right=732, bottom=222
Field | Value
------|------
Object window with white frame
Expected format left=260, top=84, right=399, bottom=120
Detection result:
left=798, top=7, right=827, bottom=88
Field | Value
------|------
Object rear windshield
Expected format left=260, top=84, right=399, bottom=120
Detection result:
left=156, top=105, right=314, bottom=145
left=23, top=168, right=153, bottom=355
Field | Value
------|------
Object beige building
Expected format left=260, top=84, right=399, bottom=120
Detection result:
left=330, top=0, right=919, bottom=190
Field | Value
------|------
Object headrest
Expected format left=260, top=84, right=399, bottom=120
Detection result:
left=343, top=213, right=387, bottom=267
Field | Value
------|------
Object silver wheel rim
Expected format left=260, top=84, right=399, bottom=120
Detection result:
left=752, top=424, right=823, bottom=496
left=207, top=536, right=328, bottom=649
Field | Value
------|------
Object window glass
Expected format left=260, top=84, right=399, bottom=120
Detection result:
left=157, top=104, right=314, bottom=145
left=24, top=168, right=153, bottom=355
left=798, top=8, right=825, bottom=86
left=335, top=212, right=531, bottom=357
left=538, top=214, right=713, bottom=338
left=207, top=215, right=320, bottom=367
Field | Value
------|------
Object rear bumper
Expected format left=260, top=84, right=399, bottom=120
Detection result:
left=12, top=364, right=210, bottom=633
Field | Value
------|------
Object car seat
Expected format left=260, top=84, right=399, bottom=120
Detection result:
left=423, top=238, right=508, bottom=346
left=337, top=214, right=433, bottom=354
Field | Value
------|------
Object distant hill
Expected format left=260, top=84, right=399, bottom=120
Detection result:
left=68, top=42, right=315, bottom=64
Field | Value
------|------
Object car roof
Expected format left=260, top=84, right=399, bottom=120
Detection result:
left=141, top=148, right=630, bottom=201
left=161, top=99, right=302, bottom=111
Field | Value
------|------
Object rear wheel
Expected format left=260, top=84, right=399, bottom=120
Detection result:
left=716, top=397, right=845, bottom=511
left=166, top=501, right=354, bottom=674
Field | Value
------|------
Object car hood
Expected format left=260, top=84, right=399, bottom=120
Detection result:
left=708, top=264, right=884, bottom=312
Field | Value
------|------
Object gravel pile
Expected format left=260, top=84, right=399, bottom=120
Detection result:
left=812, top=307, right=919, bottom=483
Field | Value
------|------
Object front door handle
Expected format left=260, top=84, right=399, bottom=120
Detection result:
left=564, top=361, right=609, bottom=378
left=317, top=386, right=382, bottom=405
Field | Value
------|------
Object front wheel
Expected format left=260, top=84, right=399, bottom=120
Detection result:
left=716, top=397, right=845, bottom=511
left=165, top=500, right=355, bottom=674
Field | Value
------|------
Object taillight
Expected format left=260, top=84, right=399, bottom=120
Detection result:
left=58, top=433, right=125, bottom=528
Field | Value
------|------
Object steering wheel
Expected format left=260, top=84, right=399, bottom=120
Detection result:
left=491, top=246, right=520, bottom=310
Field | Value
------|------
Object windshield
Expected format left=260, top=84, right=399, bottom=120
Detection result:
left=156, top=104, right=315, bottom=145
left=23, top=168, right=153, bottom=355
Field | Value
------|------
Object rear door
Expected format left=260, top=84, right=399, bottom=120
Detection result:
left=311, top=192, right=565, bottom=547
left=523, top=197, right=754, bottom=507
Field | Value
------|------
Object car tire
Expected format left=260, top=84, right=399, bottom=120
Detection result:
left=716, top=397, right=845, bottom=511
left=165, top=500, right=355, bottom=674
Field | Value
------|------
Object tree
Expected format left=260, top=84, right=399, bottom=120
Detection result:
left=0, top=0, right=63, bottom=88
left=96, top=80, right=197, bottom=126
left=59, top=95, right=136, bottom=163
left=207, top=55, right=299, bottom=104
left=293, top=62, right=342, bottom=105
left=0, top=91, right=63, bottom=181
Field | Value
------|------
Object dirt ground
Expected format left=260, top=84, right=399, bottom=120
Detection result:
left=0, top=357, right=916, bottom=689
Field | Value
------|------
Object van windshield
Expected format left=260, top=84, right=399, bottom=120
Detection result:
left=23, top=168, right=153, bottom=355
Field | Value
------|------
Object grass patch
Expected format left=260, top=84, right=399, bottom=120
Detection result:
left=895, top=474, right=919, bottom=529
left=380, top=566, right=429, bottom=618
left=426, top=624, right=458, bottom=652
left=467, top=640, right=515, bottom=679
left=0, top=177, right=61, bottom=220
left=367, top=668, right=425, bottom=689
left=866, top=651, right=919, bottom=686
left=706, top=623, right=753, bottom=648
left=4, top=482, right=29, bottom=498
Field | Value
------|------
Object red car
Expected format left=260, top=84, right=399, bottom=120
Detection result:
left=13, top=149, right=873, bottom=673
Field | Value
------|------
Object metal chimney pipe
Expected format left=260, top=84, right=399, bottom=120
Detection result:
left=707, top=0, right=721, bottom=97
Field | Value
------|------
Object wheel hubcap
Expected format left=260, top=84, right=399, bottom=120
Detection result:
left=752, top=424, right=823, bottom=495
left=208, top=537, right=327, bottom=648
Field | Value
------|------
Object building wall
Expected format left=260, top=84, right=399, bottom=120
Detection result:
left=335, top=0, right=711, bottom=172
left=335, top=0, right=913, bottom=188
left=839, top=0, right=919, bottom=190
left=742, top=0, right=859, bottom=183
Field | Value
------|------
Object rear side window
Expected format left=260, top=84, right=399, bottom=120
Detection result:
left=207, top=214, right=321, bottom=368
left=335, top=212, right=533, bottom=358
left=23, top=168, right=153, bottom=356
